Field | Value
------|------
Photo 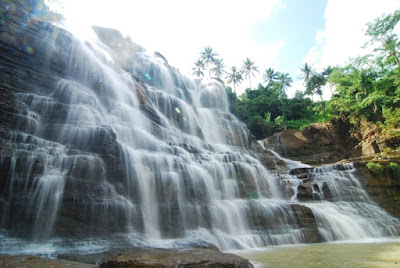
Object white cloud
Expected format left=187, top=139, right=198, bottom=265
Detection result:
left=305, top=0, right=400, bottom=72
left=301, top=0, right=400, bottom=100
left=53, top=0, right=284, bottom=95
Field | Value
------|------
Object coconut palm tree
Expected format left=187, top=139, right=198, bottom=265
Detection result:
left=299, top=63, right=314, bottom=84
left=226, top=66, right=243, bottom=92
left=322, top=66, right=333, bottom=94
left=277, top=72, right=293, bottom=90
left=211, top=58, right=225, bottom=79
left=242, top=57, right=259, bottom=89
left=200, top=47, right=219, bottom=77
left=192, top=59, right=205, bottom=78
left=380, top=34, right=400, bottom=67
left=263, top=67, right=278, bottom=85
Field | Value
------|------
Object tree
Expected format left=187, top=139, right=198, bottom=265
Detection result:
left=277, top=72, right=293, bottom=90
left=211, top=58, right=225, bottom=79
left=200, top=47, right=219, bottom=77
left=366, top=9, right=400, bottom=68
left=322, top=66, right=334, bottom=95
left=378, top=34, right=400, bottom=67
left=242, top=57, right=259, bottom=89
left=226, top=66, right=243, bottom=92
left=299, top=63, right=314, bottom=84
left=263, top=67, right=278, bottom=85
left=192, top=59, right=205, bottom=78
left=306, top=74, right=326, bottom=101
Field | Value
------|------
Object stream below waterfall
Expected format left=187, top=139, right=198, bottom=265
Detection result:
left=235, top=238, right=400, bottom=268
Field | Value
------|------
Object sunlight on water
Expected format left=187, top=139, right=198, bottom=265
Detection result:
left=235, top=238, right=400, bottom=268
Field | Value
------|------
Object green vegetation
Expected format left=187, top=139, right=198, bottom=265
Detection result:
left=242, top=58, right=259, bottom=89
left=387, top=162, right=400, bottom=178
left=366, top=162, right=385, bottom=177
left=193, top=9, right=400, bottom=145
left=366, top=161, right=400, bottom=181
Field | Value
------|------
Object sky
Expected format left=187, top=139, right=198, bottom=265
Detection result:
left=52, top=0, right=400, bottom=99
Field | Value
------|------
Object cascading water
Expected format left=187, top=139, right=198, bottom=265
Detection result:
left=306, top=164, right=399, bottom=241
left=0, top=3, right=399, bottom=255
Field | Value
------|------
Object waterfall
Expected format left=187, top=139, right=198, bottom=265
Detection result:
left=306, top=164, right=399, bottom=240
left=0, top=11, right=399, bottom=255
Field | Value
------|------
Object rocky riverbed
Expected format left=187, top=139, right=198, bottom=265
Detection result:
left=0, top=246, right=253, bottom=268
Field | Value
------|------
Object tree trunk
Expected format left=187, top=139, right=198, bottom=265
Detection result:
left=393, top=49, right=400, bottom=68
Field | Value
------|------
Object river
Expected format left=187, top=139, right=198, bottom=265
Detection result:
left=234, top=238, right=400, bottom=267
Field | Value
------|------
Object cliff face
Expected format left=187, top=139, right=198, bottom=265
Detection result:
left=0, top=1, right=319, bottom=248
left=265, top=117, right=390, bottom=165
left=264, top=118, right=400, bottom=218
left=354, top=162, right=400, bottom=219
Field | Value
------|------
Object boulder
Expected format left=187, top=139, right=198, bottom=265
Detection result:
left=289, top=204, right=322, bottom=243
left=0, top=255, right=97, bottom=268
left=100, top=248, right=253, bottom=268
left=351, top=118, right=389, bottom=157
left=264, top=118, right=361, bottom=165
left=60, top=247, right=253, bottom=268
left=265, top=123, right=345, bottom=165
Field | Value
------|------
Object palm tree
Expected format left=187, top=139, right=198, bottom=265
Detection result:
left=322, top=66, right=333, bottom=94
left=242, top=57, right=259, bottom=89
left=380, top=34, right=400, bottom=67
left=192, top=59, right=205, bottom=78
left=263, top=67, right=278, bottom=85
left=306, top=74, right=326, bottom=101
left=277, top=72, right=293, bottom=90
left=226, top=66, right=243, bottom=92
left=200, top=47, right=218, bottom=77
left=299, top=63, right=314, bottom=84
left=211, top=58, right=225, bottom=79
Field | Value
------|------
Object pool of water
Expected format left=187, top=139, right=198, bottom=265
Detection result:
left=234, top=238, right=400, bottom=268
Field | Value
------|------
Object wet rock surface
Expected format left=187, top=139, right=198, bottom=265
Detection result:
left=0, top=245, right=254, bottom=268
left=0, top=254, right=97, bottom=268
left=354, top=162, right=400, bottom=219
left=58, top=246, right=253, bottom=268
left=99, top=248, right=253, bottom=268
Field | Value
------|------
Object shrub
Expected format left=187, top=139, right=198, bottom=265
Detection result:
left=386, top=162, right=400, bottom=180
left=366, top=162, right=384, bottom=177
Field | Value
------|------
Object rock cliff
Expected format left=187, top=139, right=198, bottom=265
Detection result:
left=264, top=117, right=391, bottom=165
left=264, top=117, right=400, bottom=218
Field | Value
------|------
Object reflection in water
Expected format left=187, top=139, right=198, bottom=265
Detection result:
left=235, top=238, right=400, bottom=268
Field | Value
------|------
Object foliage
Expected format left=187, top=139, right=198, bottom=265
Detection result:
left=211, top=58, right=225, bottom=79
left=381, top=107, right=400, bottom=142
left=365, top=9, right=400, bottom=68
left=387, top=162, right=400, bottom=179
left=366, top=162, right=400, bottom=180
left=200, top=47, right=219, bottom=77
left=199, top=9, right=400, bottom=144
left=242, top=58, right=259, bottom=89
left=299, top=63, right=314, bottom=84
left=277, top=72, right=293, bottom=90
left=225, top=66, right=243, bottom=92
left=263, top=67, right=279, bottom=85
left=366, top=162, right=384, bottom=177
left=225, top=82, right=322, bottom=139
left=192, top=59, right=205, bottom=77
left=306, top=73, right=326, bottom=100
